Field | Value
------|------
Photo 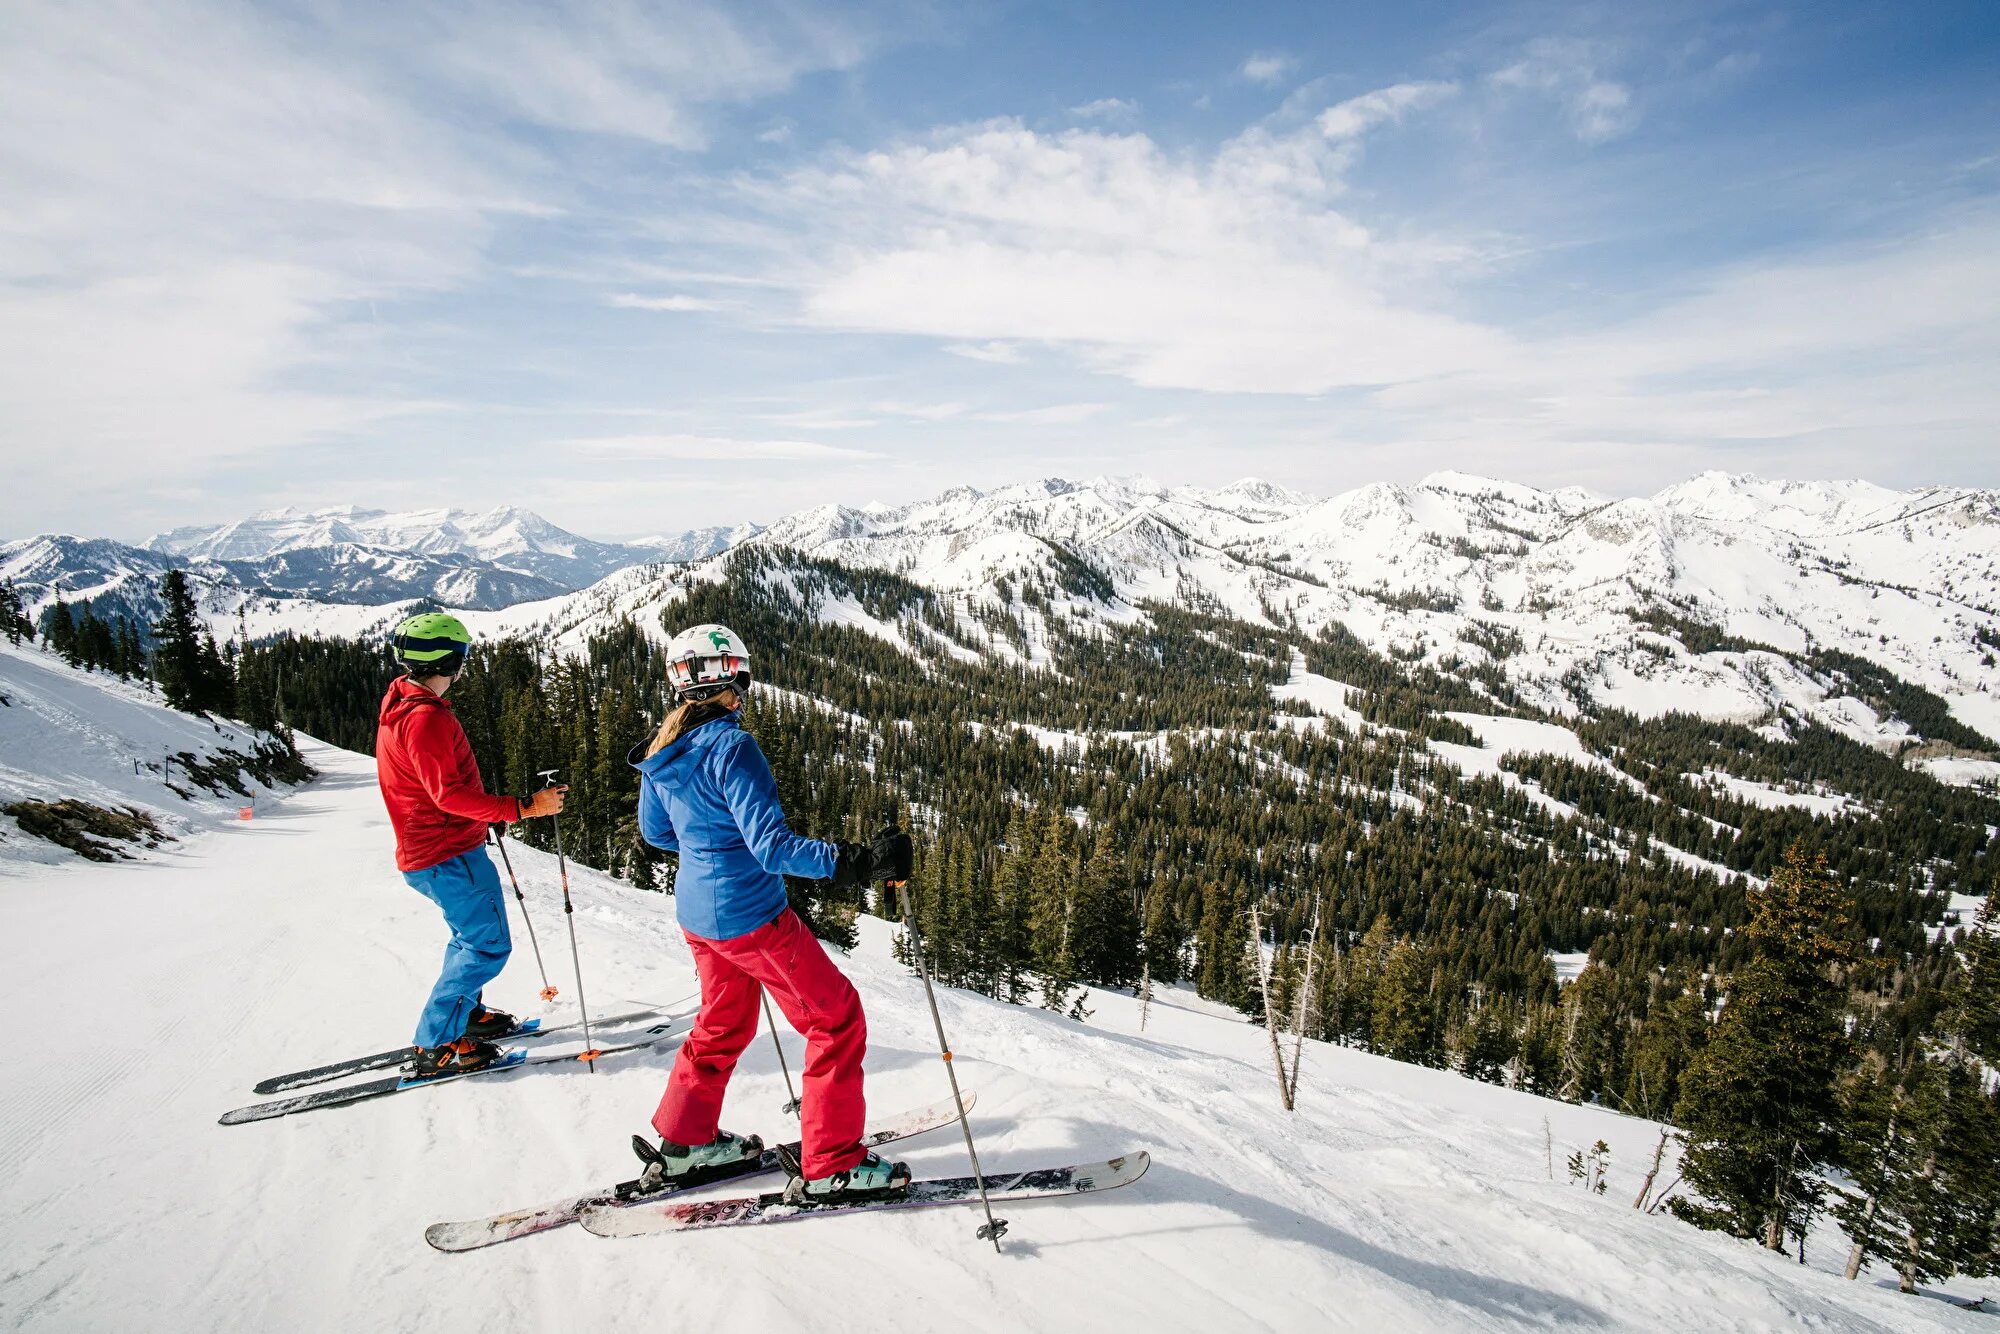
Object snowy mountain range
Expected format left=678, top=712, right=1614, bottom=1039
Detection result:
left=1, top=506, right=756, bottom=621
left=11, top=474, right=1998, bottom=766
left=438, top=471, right=1999, bottom=771
left=146, top=503, right=707, bottom=588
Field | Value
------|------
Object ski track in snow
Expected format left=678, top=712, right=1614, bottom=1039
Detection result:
left=0, top=737, right=1989, bottom=1331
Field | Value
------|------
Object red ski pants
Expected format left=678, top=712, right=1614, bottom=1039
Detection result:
left=653, top=908, right=868, bottom=1179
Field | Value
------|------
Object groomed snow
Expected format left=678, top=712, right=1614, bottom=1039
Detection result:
left=1272, top=650, right=1367, bottom=733
left=1919, top=756, right=2000, bottom=793
left=1690, top=771, right=1863, bottom=819
left=2, top=716, right=1990, bottom=1328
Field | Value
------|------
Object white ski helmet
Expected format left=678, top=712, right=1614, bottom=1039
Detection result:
left=665, top=623, right=751, bottom=701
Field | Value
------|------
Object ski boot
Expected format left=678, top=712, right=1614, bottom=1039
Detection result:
left=465, top=1005, right=518, bottom=1041
left=776, top=1145, right=911, bottom=1205
left=629, top=1130, right=765, bottom=1195
left=407, top=1036, right=504, bottom=1080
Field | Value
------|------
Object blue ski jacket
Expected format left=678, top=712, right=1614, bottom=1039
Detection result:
left=630, top=713, right=837, bottom=940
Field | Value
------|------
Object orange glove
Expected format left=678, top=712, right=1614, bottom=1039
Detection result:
left=518, top=785, right=568, bottom=819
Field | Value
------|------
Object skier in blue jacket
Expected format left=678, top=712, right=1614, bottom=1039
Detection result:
left=627, top=623, right=912, bottom=1202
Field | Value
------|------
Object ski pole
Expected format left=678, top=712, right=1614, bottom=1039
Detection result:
left=539, top=769, right=599, bottom=1070
left=761, top=993, right=802, bottom=1116
left=491, top=827, right=558, bottom=1002
left=894, top=859, right=1007, bottom=1252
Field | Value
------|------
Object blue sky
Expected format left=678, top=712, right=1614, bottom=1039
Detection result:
left=3, top=0, right=1996, bottom=542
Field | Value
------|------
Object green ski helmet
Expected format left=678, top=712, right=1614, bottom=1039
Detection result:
left=391, top=611, right=473, bottom=677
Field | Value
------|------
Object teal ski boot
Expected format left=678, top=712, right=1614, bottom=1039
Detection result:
left=630, top=1130, right=765, bottom=1195
left=776, top=1145, right=911, bottom=1205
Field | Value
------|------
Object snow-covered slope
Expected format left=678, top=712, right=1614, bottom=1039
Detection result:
left=0, top=642, right=310, bottom=869
left=0, top=726, right=1985, bottom=1330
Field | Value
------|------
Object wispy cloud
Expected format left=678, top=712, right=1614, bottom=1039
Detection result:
left=978, top=402, right=1108, bottom=425
left=1240, top=53, right=1296, bottom=86
left=1070, top=97, right=1138, bottom=121
left=1491, top=38, right=1637, bottom=144
left=0, top=0, right=877, bottom=528
left=609, top=292, right=722, bottom=312
left=1318, top=82, right=1457, bottom=141
left=564, top=433, right=884, bottom=461
left=420, top=3, right=874, bottom=149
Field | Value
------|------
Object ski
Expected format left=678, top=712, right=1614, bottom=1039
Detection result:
left=579, top=1151, right=1150, bottom=1238
left=424, top=1093, right=978, bottom=1253
left=251, top=1005, right=684, bottom=1094
left=218, top=1019, right=691, bottom=1126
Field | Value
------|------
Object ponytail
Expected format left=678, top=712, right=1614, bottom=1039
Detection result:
left=645, top=695, right=733, bottom=757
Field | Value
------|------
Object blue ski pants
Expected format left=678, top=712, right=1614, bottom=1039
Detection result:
left=403, top=845, right=512, bottom=1048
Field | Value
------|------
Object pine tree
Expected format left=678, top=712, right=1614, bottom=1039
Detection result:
left=1671, top=845, right=1856, bottom=1250
left=1559, top=964, right=1622, bottom=1104
left=1072, top=828, right=1140, bottom=988
left=1512, top=1001, right=1565, bottom=1096
left=45, top=597, right=77, bottom=663
left=1625, top=974, right=1708, bottom=1121
left=0, top=580, right=32, bottom=644
left=196, top=631, right=235, bottom=715
left=151, top=572, right=208, bottom=712
left=1945, top=885, right=2000, bottom=1064
left=1456, top=988, right=1516, bottom=1084
left=1374, top=937, right=1442, bottom=1067
left=1837, top=885, right=2000, bottom=1290
left=115, top=617, right=145, bottom=679
left=1195, top=879, right=1249, bottom=1008
left=1028, top=807, right=1080, bottom=1011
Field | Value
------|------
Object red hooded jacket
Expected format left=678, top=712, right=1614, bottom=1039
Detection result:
left=376, top=676, right=521, bottom=872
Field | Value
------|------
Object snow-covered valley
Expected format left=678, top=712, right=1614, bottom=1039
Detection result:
left=0, top=659, right=1990, bottom=1332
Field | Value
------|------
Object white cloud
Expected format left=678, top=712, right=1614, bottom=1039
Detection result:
left=1070, top=98, right=1138, bottom=121
left=1491, top=38, right=1638, bottom=144
left=871, top=400, right=969, bottom=420
left=563, top=433, right=884, bottom=461
left=785, top=99, right=1496, bottom=394
left=1240, top=53, right=1296, bottom=86
left=1317, top=82, right=1457, bottom=141
left=946, top=340, right=1026, bottom=364
left=610, top=292, right=722, bottom=311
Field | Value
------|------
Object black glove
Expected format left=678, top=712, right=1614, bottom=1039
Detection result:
left=870, top=826, right=913, bottom=883
left=830, top=841, right=876, bottom=890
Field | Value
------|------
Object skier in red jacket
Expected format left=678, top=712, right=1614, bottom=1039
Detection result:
left=377, top=612, right=565, bottom=1079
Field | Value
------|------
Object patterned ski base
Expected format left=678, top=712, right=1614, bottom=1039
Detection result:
left=252, top=1006, right=682, bottom=1094
left=579, top=1152, right=1150, bottom=1238
left=218, top=1019, right=690, bottom=1126
left=423, top=1094, right=977, bottom=1253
